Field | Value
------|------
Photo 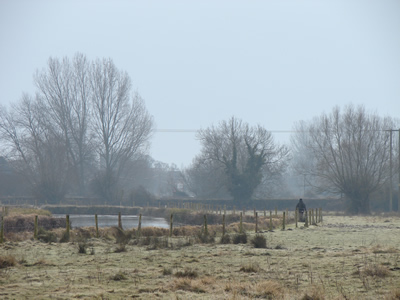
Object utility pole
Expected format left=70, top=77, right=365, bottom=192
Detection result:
left=390, top=129, right=393, bottom=211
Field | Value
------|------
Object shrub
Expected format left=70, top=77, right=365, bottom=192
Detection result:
left=220, top=234, right=231, bottom=244
left=37, top=227, right=58, bottom=243
left=233, top=233, right=247, bottom=244
left=0, top=255, right=17, bottom=269
left=114, top=243, right=127, bottom=253
left=78, top=242, right=87, bottom=254
left=240, top=263, right=260, bottom=273
left=251, top=234, right=267, bottom=248
left=174, top=268, right=198, bottom=278
left=196, top=232, right=215, bottom=244
left=111, top=271, right=127, bottom=281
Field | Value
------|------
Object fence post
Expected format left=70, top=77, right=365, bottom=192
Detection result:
left=137, top=214, right=142, bottom=237
left=224, top=205, right=226, bottom=215
left=66, top=214, right=70, bottom=238
left=0, top=216, right=4, bottom=243
left=295, top=209, right=298, bottom=228
left=312, top=209, right=315, bottom=225
left=305, top=210, right=309, bottom=227
left=269, top=211, right=273, bottom=231
left=239, top=212, right=243, bottom=234
left=255, top=212, right=258, bottom=233
left=118, top=212, right=123, bottom=230
left=254, top=208, right=256, bottom=218
left=203, top=215, right=208, bottom=236
left=95, top=214, right=99, bottom=238
left=169, top=213, right=173, bottom=237
left=264, top=209, right=266, bottom=217
left=282, top=212, right=286, bottom=230
left=34, top=215, right=38, bottom=239
left=275, top=207, right=277, bottom=216
left=320, top=208, right=323, bottom=222
left=222, top=214, right=226, bottom=236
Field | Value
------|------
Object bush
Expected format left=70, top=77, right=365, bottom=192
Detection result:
left=174, top=268, right=198, bottom=278
left=0, top=255, right=17, bottom=269
left=220, top=234, right=231, bottom=244
left=251, top=234, right=267, bottom=248
left=78, top=242, right=87, bottom=254
left=37, top=227, right=58, bottom=243
left=196, top=232, right=215, bottom=244
left=233, top=233, right=247, bottom=244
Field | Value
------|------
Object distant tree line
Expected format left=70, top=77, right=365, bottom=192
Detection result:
left=0, top=54, right=399, bottom=214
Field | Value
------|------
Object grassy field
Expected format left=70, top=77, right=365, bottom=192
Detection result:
left=1, top=213, right=400, bottom=299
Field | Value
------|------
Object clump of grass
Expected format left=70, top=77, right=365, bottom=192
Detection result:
left=170, top=278, right=206, bottom=293
left=174, top=268, right=198, bottom=278
left=361, top=264, right=391, bottom=278
left=0, top=255, right=17, bottom=268
left=240, top=263, right=260, bottom=273
left=114, top=243, right=127, bottom=253
left=251, top=234, right=267, bottom=248
left=111, top=270, right=127, bottom=281
left=233, top=233, right=247, bottom=244
left=162, top=267, right=172, bottom=275
left=37, top=227, right=58, bottom=243
left=220, top=234, right=231, bottom=244
left=196, top=232, right=215, bottom=244
left=385, top=288, right=400, bottom=300
left=255, top=281, right=284, bottom=299
left=301, top=285, right=325, bottom=300
left=78, top=242, right=87, bottom=254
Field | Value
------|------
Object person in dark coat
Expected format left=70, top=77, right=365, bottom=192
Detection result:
left=296, top=198, right=307, bottom=222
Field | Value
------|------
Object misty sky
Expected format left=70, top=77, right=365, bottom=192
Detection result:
left=1, top=0, right=399, bottom=167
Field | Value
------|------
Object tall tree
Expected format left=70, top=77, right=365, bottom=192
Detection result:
left=291, top=105, right=397, bottom=214
left=34, top=53, right=93, bottom=194
left=195, top=117, right=289, bottom=203
left=90, top=58, right=154, bottom=202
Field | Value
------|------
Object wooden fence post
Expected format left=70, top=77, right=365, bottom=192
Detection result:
left=118, top=212, right=122, bottom=230
left=95, top=214, right=99, bottom=238
left=239, top=212, right=243, bottom=234
left=34, top=215, right=38, bottom=239
left=255, top=212, right=258, bottom=233
left=312, top=209, right=315, bottom=225
left=282, top=212, right=286, bottom=230
left=169, top=213, right=173, bottom=237
left=305, top=210, right=309, bottom=227
left=222, top=214, right=226, bottom=236
left=275, top=207, right=277, bottom=216
left=203, top=215, right=208, bottom=236
left=137, top=214, right=142, bottom=237
left=295, top=209, right=298, bottom=228
left=269, top=211, right=273, bottom=231
left=0, top=216, right=4, bottom=243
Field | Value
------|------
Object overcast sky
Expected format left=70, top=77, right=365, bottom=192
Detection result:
left=1, top=0, right=399, bottom=167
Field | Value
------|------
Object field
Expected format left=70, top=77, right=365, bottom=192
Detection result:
left=1, top=213, right=400, bottom=299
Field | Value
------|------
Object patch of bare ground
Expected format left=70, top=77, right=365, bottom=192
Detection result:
left=0, top=214, right=399, bottom=299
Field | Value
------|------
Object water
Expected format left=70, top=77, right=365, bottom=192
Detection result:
left=53, top=214, right=169, bottom=229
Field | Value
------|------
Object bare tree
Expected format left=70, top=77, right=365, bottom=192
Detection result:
left=0, top=95, right=71, bottom=203
left=291, top=105, right=397, bottom=214
left=34, top=53, right=93, bottom=195
left=195, top=116, right=289, bottom=203
left=90, top=58, right=154, bottom=202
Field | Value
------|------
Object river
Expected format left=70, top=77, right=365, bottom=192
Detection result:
left=53, top=214, right=169, bottom=229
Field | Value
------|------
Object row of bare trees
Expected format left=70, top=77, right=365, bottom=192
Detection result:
left=185, top=106, right=399, bottom=214
left=0, top=53, right=399, bottom=214
left=0, top=53, right=153, bottom=203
